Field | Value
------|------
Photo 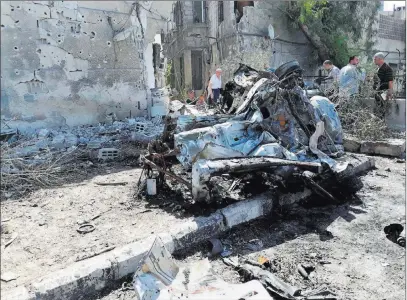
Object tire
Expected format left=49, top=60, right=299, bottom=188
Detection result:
left=274, top=60, right=301, bottom=80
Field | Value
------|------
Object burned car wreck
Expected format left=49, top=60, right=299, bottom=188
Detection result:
left=140, top=61, right=366, bottom=206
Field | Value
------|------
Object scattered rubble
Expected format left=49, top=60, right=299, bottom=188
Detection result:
left=0, top=116, right=165, bottom=196
left=133, top=237, right=273, bottom=300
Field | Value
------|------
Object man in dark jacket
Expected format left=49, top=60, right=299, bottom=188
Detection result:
left=373, top=52, right=393, bottom=118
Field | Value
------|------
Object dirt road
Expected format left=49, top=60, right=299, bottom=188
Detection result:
left=99, top=156, right=406, bottom=300
left=0, top=162, right=193, bottom=292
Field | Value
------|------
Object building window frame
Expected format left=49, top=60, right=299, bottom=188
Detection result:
left=193, top=1, right=206, bottom=24
left=218, top=1, right=224, bottom=23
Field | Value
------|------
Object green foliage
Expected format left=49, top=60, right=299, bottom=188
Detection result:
left=286, top=0, right=380, bottom=67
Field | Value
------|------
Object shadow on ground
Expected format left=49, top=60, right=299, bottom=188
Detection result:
left=173, top=195, right=368, bottom=259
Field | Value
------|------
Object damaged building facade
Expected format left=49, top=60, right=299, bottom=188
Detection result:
left=164, top=1, right=406, bottom=99
left=1, top=1, right=173, bottom=132
left=374, top=6, right=406, bottom=96
left=163, top=1, right=317, bottom=94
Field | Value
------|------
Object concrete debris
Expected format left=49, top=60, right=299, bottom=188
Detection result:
left=140, top=62, right=370, bottom=204
left=297, top=264, right=311, bottom=280
left=360, top=139, right=406, bottom=157
left=1, top=116, right=165, bottom=194
left=98, top=148, right=119, bottom=160
left=4, top=116, right=164, bottom=154
left=133, top=237, right=272, bottom=300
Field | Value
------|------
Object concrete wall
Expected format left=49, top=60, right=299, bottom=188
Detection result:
left=1, top=1, right=172, bottom=132
left=374, top=12, right=406, bottom=96
left=207, top=1, right=317, bottom=83
left=164, top=1, right=317, bottom=92
left=361, top=98, right=406, bottom=131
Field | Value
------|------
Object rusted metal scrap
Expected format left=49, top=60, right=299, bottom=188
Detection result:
left=239, top=263, right=301, bottom=299
left=139, top=61, right=365, bottom=204
left=192, top=157, right=323, bottom=202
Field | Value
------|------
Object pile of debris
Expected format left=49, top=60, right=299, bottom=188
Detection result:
left=0, top=117, right=164, bottom=196
left=140, top=61, right=365, bottom=205
left=132, top=237, right=338, bottom=300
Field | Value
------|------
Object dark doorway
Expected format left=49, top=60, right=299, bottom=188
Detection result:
left=191, top=50, right=203, bottom=90
left=234, top=1, right=254, bottom=23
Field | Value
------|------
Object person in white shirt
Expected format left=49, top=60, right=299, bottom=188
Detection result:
left=339, top=56, right=366, bottom=98
left=317, top=60, right=340, bottom=97
left=323, top=60, right=340, bottom=83
left=208, top=68, right=222, bottom=104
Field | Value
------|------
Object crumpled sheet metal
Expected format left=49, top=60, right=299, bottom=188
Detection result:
left=310, top=95, right=343, bottom=145
left=168, top=100, right=217, bottom=119
left=233, top=64, right=260, bottom=88
left=259, top=98, right=301, bottom=149
left=236, top=78, right=269, bottom=115
left=192, top=156, right=323, bottom=202
left=251, top=143, right=284, bottom=158
left=133, top=238, right=272, bottom=300
left=174, top=121, right=277, bottom=169
left=172, top=64, right=349, bottom=201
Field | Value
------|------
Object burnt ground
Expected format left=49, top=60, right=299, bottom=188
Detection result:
left=0, top=154, right=242, bottom=293
left=99, top=156, right=406, bottom=300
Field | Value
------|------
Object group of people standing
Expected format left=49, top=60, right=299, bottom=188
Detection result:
left=321, top=52, right=394, bottom=117
left=205, top=52, right=394, bottom=118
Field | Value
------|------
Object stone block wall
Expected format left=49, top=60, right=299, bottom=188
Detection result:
left=207, top=1, right=317, bottom=83
left=0, top=1, right=163, bottom=133
left=378, top=14, right=406, bottom=41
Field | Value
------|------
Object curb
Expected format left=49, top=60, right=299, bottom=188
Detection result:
left=3, top=155, right=374, bottom=300
left=343, top=136, right=405, bottom=157
left=3, top=196, right=273, bottom=300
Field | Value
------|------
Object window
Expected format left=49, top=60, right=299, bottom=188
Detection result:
left=193, top=1, right=206, bottom=23
left=174, top=2, right=183, bottom=27
left=218, top=1, right=224, bottom=23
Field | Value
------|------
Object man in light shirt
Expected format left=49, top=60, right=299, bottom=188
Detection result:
left=316, top=60, right=340, bottom=97
left=208, top=68, right=222, bottom=105
left=322, top=60, right=340, bottom=84
left=339, top=56, right=366, bottom=98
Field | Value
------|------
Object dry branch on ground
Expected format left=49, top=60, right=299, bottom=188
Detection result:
left=324, top=78, right=394, bottom=141
left=1, top=142, right=87, bottom=194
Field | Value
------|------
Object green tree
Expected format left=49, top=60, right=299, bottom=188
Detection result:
left=282, top=0, right=380, bottom=67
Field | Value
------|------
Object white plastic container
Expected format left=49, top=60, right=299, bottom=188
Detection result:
left=147, top=179, right=157, bottom=195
